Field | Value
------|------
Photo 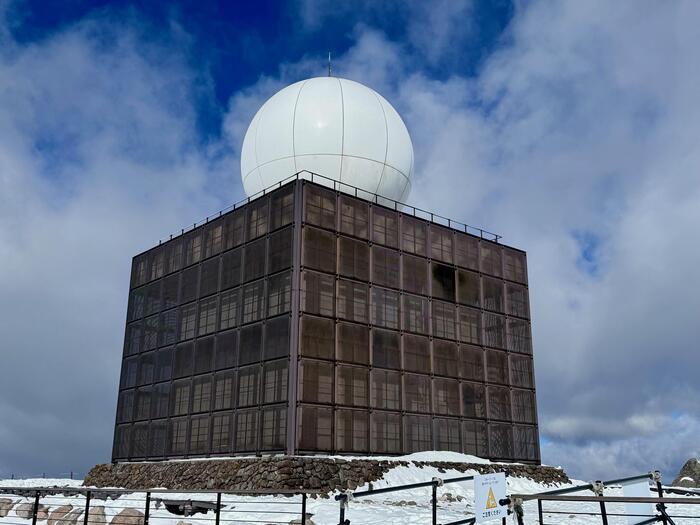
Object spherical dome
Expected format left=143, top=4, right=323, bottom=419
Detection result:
left=240, top=77, right=413, bottom=202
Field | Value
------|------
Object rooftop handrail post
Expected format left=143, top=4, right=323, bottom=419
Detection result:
left=215, top=492, right=221, bottom=525
left=83, top=490, right=91, bottom=525
left=338, top=493, right=346, bottom=525
left=144, top=491, right=151, bottom=525
left=300, top=493, right=307, bottom=524
left=432, top=477, right=443, bottom=525
left=31, top=490, right=40, bottom=525
left=537, top=498, right=544, bottom=524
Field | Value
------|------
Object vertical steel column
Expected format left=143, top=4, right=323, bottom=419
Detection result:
left=144, top=492, right=151, bottom=525
left=215, top=492, right=221, bottom=525
left=301, top=493, right=307, bottom=524
left=31, top=491, right=40, bottom=525
left=338, top=494, right=346, bottom=525
left=286, top=180, right=304, bottom=454
left=83, top=491, right=91, bottom=525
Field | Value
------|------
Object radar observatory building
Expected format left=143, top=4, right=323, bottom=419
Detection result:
left=113, top=77, right=539, bottom=463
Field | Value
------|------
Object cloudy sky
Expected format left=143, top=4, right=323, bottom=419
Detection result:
left=1, top=0, right=699, bottom=481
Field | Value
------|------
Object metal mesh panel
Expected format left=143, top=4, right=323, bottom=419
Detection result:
left=298, top=405, right=333, bottom=450
left=214, top=371, right=234, bottom=410
left=339, top=236, right=370, bottom=280
left=214, top=329, right=237, bottom=370
left=263, top=316, right=289, bottom=360
left=219, top=288, right=240, bottom=330
left=434, top=418, right=461, bottom=451
left=506, top=283, right=529, bottom=318
left=370, top=369, right=401, bottom=410
left=169, top=418, right=188, bottom=455
left=463, top=420, right=488, bottom=456
left=337, top=279, right=369, bottom=323
left=460, top=344, right=484, bottom=381
left=458, top=306, right=481, bottom=344
left=508, top=318, right=532, bottom=354
left=371, top=245, right=400, bottom=288
left=504, top=248, right=527, bottom=284
left=480, top=243, right=503, bottom=277
left=433, top=340, right=459, bottom=378
left=221, top=248, right=242, bottom=290
left=236, top=365, right=261, bottom=407
left=244, top=237, right=267, bottom=282
left=239, top=323, right=263, bottom=365
left=336, top=409, right=369, bottom=452
left=371, top=328, right=401, bottom=369
left=192, top=376, right=212, bottom=413
left=267, top=271, right=291, bottom=317
left=211, top=413, right=233, bottom=453
left=402, top=254, right=428, bottom=294
left=370, top=411, right=401, bottom=453
left=339, top=195, right=369, bottom=239
left=302, top=226, right=336, bottom=273
left=204, top=222, right=224, bottom=259
left=372, top=206, right=399, bottom=248
left=235, top=408, right=259, bottom=452
left=431, top=262, right=456, bottom=301
left=270, top=183, right=295, bottom=230
left=171, top=380, right=191, bottom=416
left=155, top=347, right=173, bottom=381
left=514, top=425, right=538, bottom=460
left=173, top=343, right=193, bottom=378
left=301, top=271, right=335, bottom=316
left=304, top=184, right=336, bottom=227
left=486, top=350, right=509, bottom=385
left=401, top=215, right=427, bottom=256
left=482, top=277, right=504, bottom=313
left=404, top=415, right=432, bottom=452
left=483, top=313, right=506, bottom=349
left=404, top=373, right=431, bottom=413
left=337, top=322, right=370, bottom=364
left=263, top=360, right=288, bottom=403
left=200, top=258, right=220, bottom=297
left=371, top=287, right=400, bottom=329
left=198, top=297, right=218, bottom=336
left=223, top=209, right=245, bottom=250
left=403, top=334, right=430, bottom=372
left=455, top=233, right=479, bottom=270
left=510, top=355, right=534, bottom=388
left=268, top=226, right=293, bottom=273
left=261, top=405, right=287, bottom=450
left=432, top=300, right=456, bottom=340
left=512, top=389, right=537, bottom=424
left=488, top=423, right=513, bottom=459
left=487, top=386, right=512, bottom=421
left=194, top=336, right=214, bottom=374
left=336, top=365, right=369, bottom=407
left=246, top=198, right=269, bottom=241
left=242, top=280, right=265, bottom=324
left=300, top=315, right=335, bottom=359
left=430, top=225, right=454, bottom=263
left=402, top=294, right=429, bottom=334
left=299, top=359, right=334, bottom=403
left=433, top=378, right=460, bottom=416
left=462, top=382, right=486, bottom=418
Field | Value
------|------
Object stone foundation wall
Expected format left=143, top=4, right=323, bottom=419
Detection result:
left=85, top=457, right=569, bottom=493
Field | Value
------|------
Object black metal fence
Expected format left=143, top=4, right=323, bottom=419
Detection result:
left=0, top=486, right=316, bottom=525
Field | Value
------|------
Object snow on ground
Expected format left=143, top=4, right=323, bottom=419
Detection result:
left=0, top=454, right=698, bottom=525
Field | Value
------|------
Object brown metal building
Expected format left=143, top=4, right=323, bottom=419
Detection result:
left=113, top=176, right=539, bottom=463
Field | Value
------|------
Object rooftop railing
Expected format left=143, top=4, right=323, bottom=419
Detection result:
left=155, top=170, right=502, bottom=248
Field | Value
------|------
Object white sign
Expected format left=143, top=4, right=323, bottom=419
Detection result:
left=622, top=480, right=655, bottom=525
left=474, top=472, right=507, bottom=522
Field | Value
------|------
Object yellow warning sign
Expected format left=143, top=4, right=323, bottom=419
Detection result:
left=486, top=487, right=498, bottom=509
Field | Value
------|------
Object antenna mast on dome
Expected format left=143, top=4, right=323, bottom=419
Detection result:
left=327, top=52, right=332, bottom=77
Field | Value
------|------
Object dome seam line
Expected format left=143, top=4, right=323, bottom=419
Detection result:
left=291, top=80, right=308, bottom=175
left=373, top=90, right=390, bottom=196
left=338, top=77, right=345, bottom=184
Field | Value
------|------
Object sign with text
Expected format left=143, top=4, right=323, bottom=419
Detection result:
left=474, top=472, right=507, bottom=522
left=622, top=480, right=654, bottom=525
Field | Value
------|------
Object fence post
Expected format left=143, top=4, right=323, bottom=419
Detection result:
left=143, top=492, right=151, bottom=525
left=537, top=499, right=544, bottom=525
left=83, top=491, right=91, bottom=525
left=593, top=481, right=608, bottom=525
left=337, top=494, right=345, bottom=525
left=31, top=490, right=40, bottom=525
left=654, top=471, right=668, bottom=525
left=432, top=482, right=437, bottom=525
left=301, top=493, right=307, bottom=524
left=215, top=492, right=221, bottom=525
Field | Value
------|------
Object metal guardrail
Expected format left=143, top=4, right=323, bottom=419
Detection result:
left=0, top=486, right=319, bottom=525
left=151, top=169, right=502, bottom=250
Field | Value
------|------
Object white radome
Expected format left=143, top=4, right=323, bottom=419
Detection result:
left=240, top=77, right=413, bottom=202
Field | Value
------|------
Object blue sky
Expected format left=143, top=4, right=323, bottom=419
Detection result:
left=1, top=0, right=699, bottom=482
